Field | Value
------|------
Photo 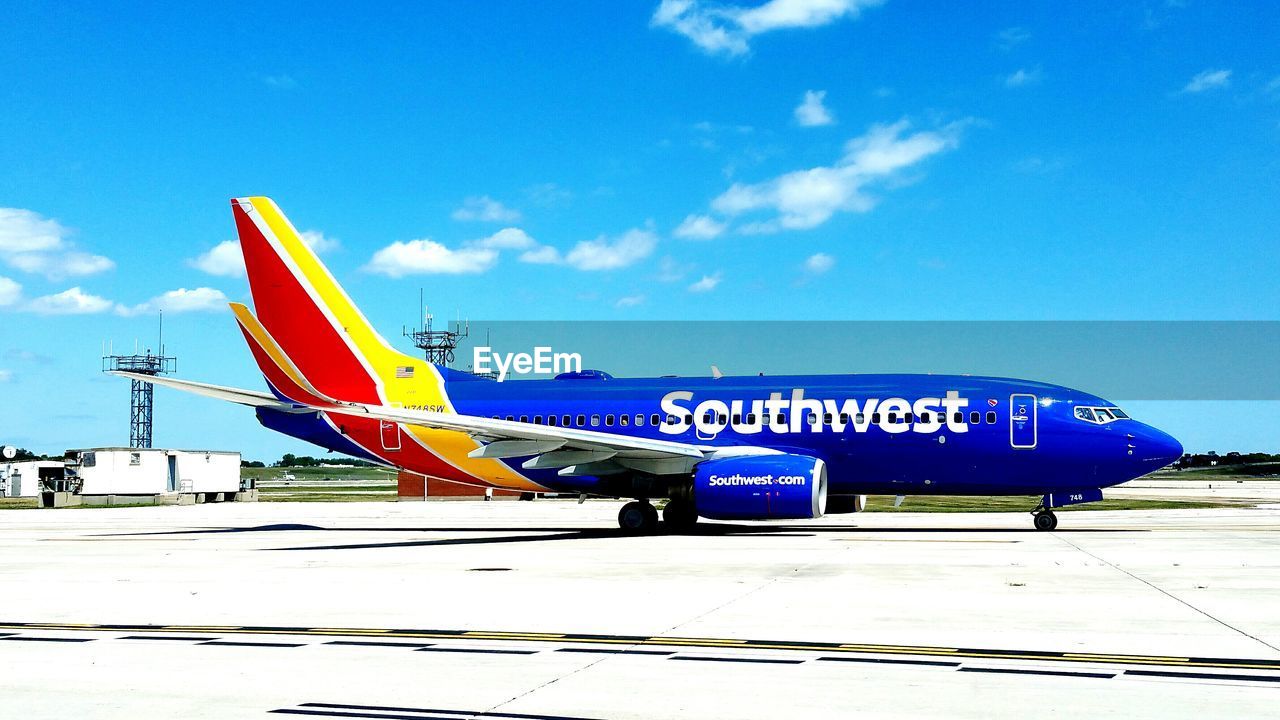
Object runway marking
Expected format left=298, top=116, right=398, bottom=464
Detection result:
left=819, top=656, right=961, bottom=667
left=275, top=702, right=606, bottom=720
left=324, top=640, right=435, bottom=648
left=0, top=636, right=94, bottom=643
left=1125, top=669, right=1280, bottom=684
left=200, top=640, right=305, bottom=648
left=671, top=655, right=805, bottom=665
left=415, top=647, right=539, bottom=655
left=960, top=667, right=1116, bottom=679
left=1, top=621, right=1279, bottom=672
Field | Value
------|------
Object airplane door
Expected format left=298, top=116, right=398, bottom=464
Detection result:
left=380, top=420, right=401, bottom=451
left=1010, top=394, right=1037, bottom=449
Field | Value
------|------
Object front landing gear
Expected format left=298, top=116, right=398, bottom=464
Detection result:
left=1033, top=509, right=1058, bottom=531
left=618, top=501, right=659, bottom=534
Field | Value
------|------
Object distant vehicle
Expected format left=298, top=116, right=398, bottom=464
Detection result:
left=117, top=198, right=1182, bottom=533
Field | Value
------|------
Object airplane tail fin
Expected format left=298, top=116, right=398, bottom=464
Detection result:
left=230, top=197, right=450, bottom=410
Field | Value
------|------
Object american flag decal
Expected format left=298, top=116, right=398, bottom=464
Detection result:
left=395, top=366, right=415, bottom=378
left=988, top=398, right=998, bottom=407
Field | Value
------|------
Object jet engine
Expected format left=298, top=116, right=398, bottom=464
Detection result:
left=692, top=454, right=828, bottom=520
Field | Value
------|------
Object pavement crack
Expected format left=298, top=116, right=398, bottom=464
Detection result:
left=1053, top=532, right=1280, bottom=655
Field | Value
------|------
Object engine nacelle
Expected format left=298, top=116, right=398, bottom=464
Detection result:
left=693, top=454, right=828, bottom=520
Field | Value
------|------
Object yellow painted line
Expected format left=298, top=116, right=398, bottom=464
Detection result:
left=310, top=628, right=392, bottom=634
left=463, top=631, right=565, bottom=639
left=646, top=637, right=749, bottom=645
left=162, top=625, right=235, bottom=631
left=842, top=643, right=958, bottom=653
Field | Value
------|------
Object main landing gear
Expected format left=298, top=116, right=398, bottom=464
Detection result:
left=1032, top=508, right=1058, bottom=531
left=618, top=501, right=659, bottom=534
left=662, top=498, right=699, bottom=532
left=617, top=499, right=700, bottom=534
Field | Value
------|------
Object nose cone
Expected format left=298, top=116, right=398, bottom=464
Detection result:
left=1134, top=423, right=1183, bottom=468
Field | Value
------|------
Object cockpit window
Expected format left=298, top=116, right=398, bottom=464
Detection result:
left=1074, top=405, right=1128, bottom=424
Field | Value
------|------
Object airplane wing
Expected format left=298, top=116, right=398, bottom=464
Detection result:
left=111, top=372, right=749, bottom=475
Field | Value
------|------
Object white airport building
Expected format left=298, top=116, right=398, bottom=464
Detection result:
left=0, top=461, right=65, bottom=498
left=66, top=448, right=243, bottom=501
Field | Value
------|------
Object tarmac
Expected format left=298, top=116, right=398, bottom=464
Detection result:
left=2, top=498, right=1279, bottom=719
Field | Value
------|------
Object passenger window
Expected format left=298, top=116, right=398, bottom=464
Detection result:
left=505, top=415, right=514, bottom=422
left=904, top=412, right=915, bottom=424
left=703, top=412, right=714, bottom=424
left=1074, top=407, right=1096, bottom=422
left=534, top=415, right=543, bottom=424
left=520, top=415, right=529, bottom=423
left=746, top=413, right=757, bottom=424
left=917, top=412, right=929, bottom=424
left=605, top=414, right=614, bottom=426
left=666, top=414, right=677, bottom=425
left=562, top=415, right=571, bottom=426
left=576, top=414, right=585, bottom=426
left=986, top=411, right=996, bottom=424
left=969, top=411, right=979, bottom=424
left=590, top=414, right=600, bottom=426
left=620, top=414, right=629, bottom=427
left=887, top=412, right=898, bottom=423
left=650, top=414, right=660, bottom=426
left=872, top=413, right=881, bottom=423
left=777, top=413, right=788, bottom=425
left=548, top=415, right=558, bottom=427
left=823, top=413, right=833, bottom=424
left=807, top=413, right=818, bottom=425
left=732, top=414, right=741, bottom=424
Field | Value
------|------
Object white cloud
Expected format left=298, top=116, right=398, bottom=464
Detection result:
left=615, top=294, right=646, bottom=308
left=995, top=26, right=1030, bottom=50
left=0, top=207, right=114, bottom=280
left=794, top=89, right=835, bottom=126
left=190, top=231, right=334, bottom=278
left=473, top=227, right=536, bottom=250
left=1004, top=67, right=1042, bottom=88
left=0, top=208, right=65, bottom=253
left=688, top=272, right=723, bottom=292
left=365, top=239, right=497, bottom=277
left=804, top=252, right=835, bottom=274
left=0, top=369, right=11, bottom=383
left=656, top=256, right=692, bottom=282
left=0, top=276, right=21, bottom=306
left=673, top=214, right=727, bottom=240
left=519, top=245, right=561, bottom=264
left=565, top=229, right=657, bottom=271
left=651, top=0, right=881, bottom=57
left=1182, top=69, right=1231, bottom=93
left=262, top=74, right=297, bottom=89
left=299, top=230, right=340, bottom=253
left=451, top=196, right=522, bottom=223
left=118, top=287, right=229, bottom=316
left=190, top=240, right=245, bottom=277
left=25, top=287, right=115, bottom=315
left=709, top=118, right=966, bottom=232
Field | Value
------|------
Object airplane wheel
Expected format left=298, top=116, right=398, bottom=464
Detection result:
left=618, top=501, right=658, bottom=534
left=663, top=499, right=699, bottom=532
left=1033, top=511, right=1058, bottom=531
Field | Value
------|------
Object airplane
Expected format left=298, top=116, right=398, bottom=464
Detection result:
left=116, top=197, right=1184, bottom=533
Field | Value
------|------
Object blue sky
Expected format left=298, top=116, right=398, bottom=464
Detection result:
left=1, top=1, right=1277, bottom=459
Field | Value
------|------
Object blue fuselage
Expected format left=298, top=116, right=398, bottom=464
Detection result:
left=427, top=372, right=1182, bottom=497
